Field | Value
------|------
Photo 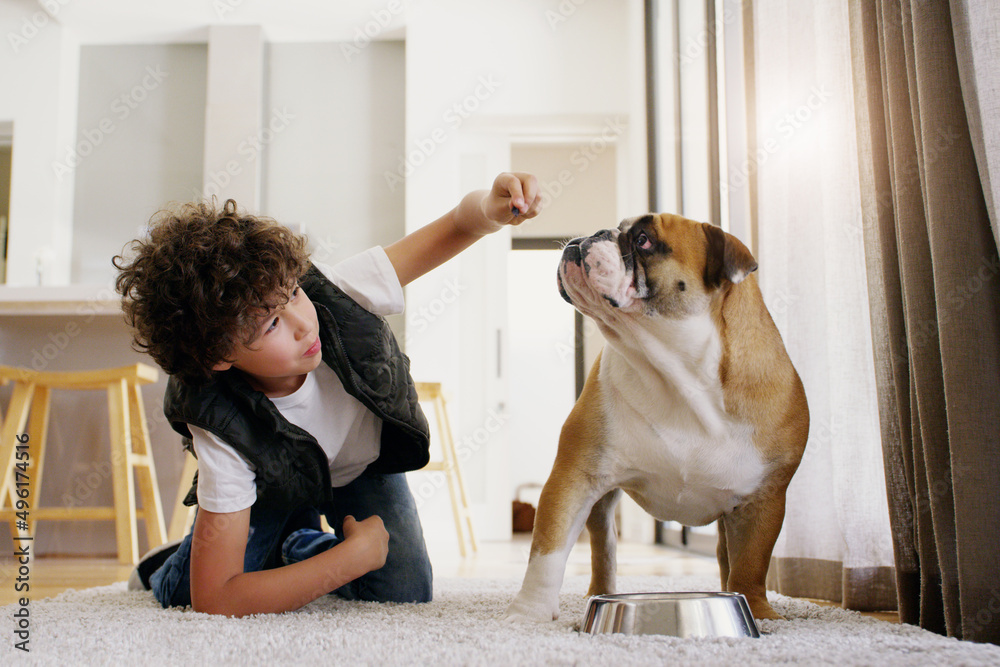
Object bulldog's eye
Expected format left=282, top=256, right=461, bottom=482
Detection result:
left=635, top=232, right=653, bottom=250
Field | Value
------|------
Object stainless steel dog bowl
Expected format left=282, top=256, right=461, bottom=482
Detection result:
left=581, top=592, right=761, bottom=638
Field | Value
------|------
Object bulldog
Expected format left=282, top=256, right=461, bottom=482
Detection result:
left=505, top=213, right=809, bottom=622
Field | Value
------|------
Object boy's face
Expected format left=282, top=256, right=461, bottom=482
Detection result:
left=213, top=284, right=323, bottom=397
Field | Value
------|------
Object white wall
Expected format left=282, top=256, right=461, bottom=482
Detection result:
left=71, top=44, right=207, bottom=284
left=262, top=41, right=406, bottom=264
left=68, top=40, right=405, bottom=287
left=0, top=4, right=79, bottom=285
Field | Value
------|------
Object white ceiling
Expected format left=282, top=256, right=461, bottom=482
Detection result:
left=40, top=0, right=408, bottom=43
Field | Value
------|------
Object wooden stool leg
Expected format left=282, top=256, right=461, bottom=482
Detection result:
left=129, top=381, right=166, bottom=550
left=168, top=451, right=198, bottom=541
left=438, top=393, right=477, bottom=553
left=415, top=382, right=478, bottom=557
left=434, top=395, right=466, bottom=556
left=1, top=381, right=35, bottom=539
left=107, top=378, right=139, bottom=564
left=22, top=385, right=51, bottom=539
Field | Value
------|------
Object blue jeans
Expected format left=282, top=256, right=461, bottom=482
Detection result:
left=150, top=471, right=433, bottom=608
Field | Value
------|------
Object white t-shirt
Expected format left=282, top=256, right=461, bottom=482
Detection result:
left=189, top=247, right=404, bottom=514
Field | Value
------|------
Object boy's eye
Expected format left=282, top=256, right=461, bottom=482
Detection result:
left=265, top=316, right=279, bottom=334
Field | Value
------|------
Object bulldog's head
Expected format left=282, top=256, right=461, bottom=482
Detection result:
left=557, top=213, right=758, bottom=318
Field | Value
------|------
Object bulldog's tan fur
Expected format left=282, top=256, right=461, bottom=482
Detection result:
left=505, top=214, right=808, bottom=623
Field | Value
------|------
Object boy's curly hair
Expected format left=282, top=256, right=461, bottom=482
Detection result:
left=113, top=199, right=310, bottom=385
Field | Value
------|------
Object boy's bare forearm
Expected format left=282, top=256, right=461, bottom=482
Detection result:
left=383, top=172, right=540, bottom=286
left=384, top=191, right=486, bottom=287
left=193, top=537, right=379, bottom=617
left=190, top=510, right=387, bottom=617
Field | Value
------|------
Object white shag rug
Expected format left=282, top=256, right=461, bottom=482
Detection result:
left=4, top=574, right=1000, bottom=666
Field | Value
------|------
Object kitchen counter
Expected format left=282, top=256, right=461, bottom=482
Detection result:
left=0, top=284, right=121, bottom=316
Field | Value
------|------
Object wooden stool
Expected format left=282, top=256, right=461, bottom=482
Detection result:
left=416, top=382, right=478, bottom=556
left=0, top=363, right=168, bottom=564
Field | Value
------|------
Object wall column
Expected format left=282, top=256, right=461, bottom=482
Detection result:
left=202, top=25, right=263, bottom=209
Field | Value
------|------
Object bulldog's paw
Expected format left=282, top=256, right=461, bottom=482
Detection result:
left=748, top=599, right=785, bottom=621
left=503, top=597, right=559, bottom=623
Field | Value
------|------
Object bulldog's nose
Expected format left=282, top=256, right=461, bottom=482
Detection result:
left=562, top=238, right=583, bottom=265
left=578, top=228, right=617, bottom=262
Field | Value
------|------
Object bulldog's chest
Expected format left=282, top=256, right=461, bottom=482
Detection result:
left=597, top=338, right=769, bottom=526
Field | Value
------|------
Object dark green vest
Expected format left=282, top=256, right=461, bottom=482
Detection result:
left=163, top=264, right=430, bottom=511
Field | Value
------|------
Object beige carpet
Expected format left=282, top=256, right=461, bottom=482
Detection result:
left=4, top=574, right=1000, bottom=665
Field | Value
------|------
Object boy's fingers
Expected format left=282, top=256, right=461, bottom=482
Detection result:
left=495, top=172, right=524, bottom=214
left=494, top=172, right=540, bottom=219
left=517, top=173, right=541, bottom=218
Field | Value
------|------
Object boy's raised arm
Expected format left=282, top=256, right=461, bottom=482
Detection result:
left=383, top=172, right=540, bottom=287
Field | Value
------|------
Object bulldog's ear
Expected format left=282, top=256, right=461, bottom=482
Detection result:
left=702, top=222, right=758, bottom=288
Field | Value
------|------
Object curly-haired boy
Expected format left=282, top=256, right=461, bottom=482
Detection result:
left=115, top=173, right=539, bottom=616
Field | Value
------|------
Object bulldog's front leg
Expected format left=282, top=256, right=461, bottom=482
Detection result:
left=719, top=483, right=793, bottom=621
left=586, top=488, right=623, bottom=596
left=505, top=473, right=601, bottom=622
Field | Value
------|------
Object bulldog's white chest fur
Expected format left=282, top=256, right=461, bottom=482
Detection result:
left=596, top=312, right=769, bottom=527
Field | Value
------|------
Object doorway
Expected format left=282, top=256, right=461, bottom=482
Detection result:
left=506, top=240, right=577, bottom=511
left=505, top=139, right=618, bottom=517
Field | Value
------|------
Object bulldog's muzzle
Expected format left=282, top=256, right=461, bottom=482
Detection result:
left=557, top=228, right=641, bottom=311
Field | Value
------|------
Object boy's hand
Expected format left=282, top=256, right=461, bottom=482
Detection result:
left=462, top=172, right=542, bottom=236
left=342, top=514, right=390, bottom=572
left=486, top=171, right=542, bottom=224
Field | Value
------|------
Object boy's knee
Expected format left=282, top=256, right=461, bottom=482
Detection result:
left=380, top=576, right=432, bottom=603
left=150, top=548, right=192, bottom=609
left=405, top=557, right=433, bottom=602
left=341, top=561, right=432, bottom=603
left=403, top=574, right=433, bottom=603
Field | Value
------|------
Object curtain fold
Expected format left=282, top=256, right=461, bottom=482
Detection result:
left=951, top=0, right=1000, bottom=252
left=848, top=0, right=1000, bottom=644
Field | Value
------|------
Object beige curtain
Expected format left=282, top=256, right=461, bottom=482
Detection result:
left=744, top=0, right=1000, bottom=638
left=849, top=0, right=1000, bottom=644
left=746, top=0, right=898, bottom=612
